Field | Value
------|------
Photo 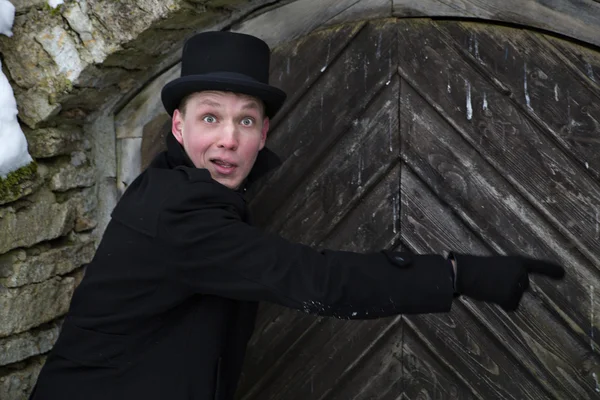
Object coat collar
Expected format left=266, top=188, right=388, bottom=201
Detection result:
left=162, top=133, right=281, bottom=190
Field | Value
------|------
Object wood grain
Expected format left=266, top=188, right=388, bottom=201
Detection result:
left=267, top=22, right=365, bottom=133
left=435, top=22, right=600, bottom=181
left=249, top=19, right=398, bottom=227
left=233, top=0, right=374, bottom=48
left=392, top=0, right=600, bottom=48
left=400, top=81, right=600, bottom=398
left=269, top=75, right=400, bottom=245
left=242, top=166, right=404, bottom=400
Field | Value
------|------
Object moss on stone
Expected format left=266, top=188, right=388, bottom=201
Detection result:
left=0, top=163, right=38, bottom=204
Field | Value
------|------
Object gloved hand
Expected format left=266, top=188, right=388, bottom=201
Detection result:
left=451, top=253, right=565, bottom=311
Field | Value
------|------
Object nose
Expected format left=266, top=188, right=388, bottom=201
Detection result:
left=217, top=122, right=238, bottom=150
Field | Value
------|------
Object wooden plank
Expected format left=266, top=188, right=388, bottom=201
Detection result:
left=249, top=19, right=397, bottom=227
left=323, top=0, right=392, bottom=27
left=237, top=304, right=323, bottom=396
left=320, top=163, right=400, bottom=252
left=241, top=78, right=400, bottom=396
left=267, top=22, right=365, bottom=131
left=543, top=34, right=600, bottom=93
left=400, top=327, right=480, bottom=400
left=391, top=0, right=600, bottom=48
left=320, top=321, right=480, bottom=400
left=435, top=22, right=600, bottom=182
left=241, top=166, right=405, bottom=400
left=400, top=83, right=600, bottom=398
left=233, top=0, right=371, bottom=48
left=268, top=75, right=400, bottom=245
left=397, top=19, right=600, bottom=337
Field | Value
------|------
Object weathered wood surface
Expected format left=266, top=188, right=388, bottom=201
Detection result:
left=248, top=19, right=398, bottom=227
left=239, top=18, right=600, bottom=400
left=397, top=20, right=600, bottom=355
left=234, top=0, right=600, bottom=49
left=392, top=0, right=600, bottom=48
left=134, top=15, right=600, bottom=400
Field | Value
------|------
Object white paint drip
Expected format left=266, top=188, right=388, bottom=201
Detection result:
left=524, top=63, right=533, bottom=110
left=319, top=93, right=324, bottom=132
left=363, top=55, right=368, bottom=87
left=554, top=84, right=559, bottom=101
left=596, top=207, right=600, bottom=240
left=320, top=66, right=326, bottom=72
left=389, top=107, right=393, bottom=152
left=586, top=162, right=590, bottom=169
left=586, top=63, right=596, bottom=82
left=593, top=372, right=600, bottom=393
left=465, top=79, right=473, bottom=120
left=468, top=33, right=473, bottom=53
left=392, top=193, right=399, bottom=234
left=592, top=285, right=596, bottom=351
left=482, top=92, right=488, bottom=111
left=357, top=155, right=362, bottom=186
left=447, top=81, right=451, bottom=94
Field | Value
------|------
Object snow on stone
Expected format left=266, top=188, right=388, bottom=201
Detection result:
left=0, top=0, right=15, bottom=37
left=0, top=60, right=33, bottom=178
left=48, top=0, right=65, bottom=8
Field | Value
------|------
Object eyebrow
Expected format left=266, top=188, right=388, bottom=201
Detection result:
left=241, top=102, right=260, bottom=111
left=197, top=99, right=222, bottom=108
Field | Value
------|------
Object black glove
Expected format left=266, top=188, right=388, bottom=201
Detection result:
left=451, top=253, right=565, bottom=311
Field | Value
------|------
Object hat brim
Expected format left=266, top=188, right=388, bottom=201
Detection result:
left=161, top=74, right=286, bottom=118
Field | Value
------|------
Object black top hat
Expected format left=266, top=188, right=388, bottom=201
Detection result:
left=161, top=31, right=286, bottom=118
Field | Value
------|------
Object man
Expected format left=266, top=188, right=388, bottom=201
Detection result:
left=30, top=31, right=564, bottom=400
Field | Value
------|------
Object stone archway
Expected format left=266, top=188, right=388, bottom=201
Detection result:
left=1, top=1, right=600, bottom=399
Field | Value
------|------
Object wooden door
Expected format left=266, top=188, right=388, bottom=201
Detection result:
left=235, top=19, right=600, bottom=400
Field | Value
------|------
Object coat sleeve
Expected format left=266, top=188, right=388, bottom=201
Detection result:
left=160, top=192, right=454, bottom=319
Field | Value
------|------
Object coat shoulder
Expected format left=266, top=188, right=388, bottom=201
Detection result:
left=111, top=166, right=245, bottom=238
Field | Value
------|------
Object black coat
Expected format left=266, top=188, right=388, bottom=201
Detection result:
left=31, top=135, right=454, bottom=400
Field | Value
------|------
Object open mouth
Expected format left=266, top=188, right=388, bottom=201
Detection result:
left=211, top=158, right=237, bottom=173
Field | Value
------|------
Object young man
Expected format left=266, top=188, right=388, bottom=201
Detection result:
left=30, top=31, right=564, bottom=400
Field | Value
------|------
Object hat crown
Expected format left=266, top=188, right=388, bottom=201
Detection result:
left=181, top=31, right=271, bottom=84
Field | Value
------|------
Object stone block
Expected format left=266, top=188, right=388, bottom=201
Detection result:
left=66, top=187, right=99, bottom=232
left=0, top=188, right=76, bottom=254
left=0, top=276, right=75, bottom=337
left=23, top=125, right=85, bottom=159
left=0, top=10, right=59, bottom=90
left=49, top=153, right=96, bottom=192
left=86, top=0, right=182, bottom=44
left=11, top=1, right=47, bottom=12
left=0, top=164, right=42, bottom=207
left=35, top=25, right=86, bottom=83
left=14, top=88, right=61, bottom=129
left=0, top=354, right=45, bottom=400
left=64, top=2, right=110, bottom=64
left=0, top=233, right=95, bottom=288
left=0, top=320, right=62, bottom=366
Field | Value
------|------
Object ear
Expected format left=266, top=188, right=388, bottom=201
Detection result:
left=259, top=117, right=270, bottom=150
left=172, top=109, right=184, bottom=145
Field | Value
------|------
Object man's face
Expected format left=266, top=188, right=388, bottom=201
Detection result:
left=171, top=91, right=270, bottom=190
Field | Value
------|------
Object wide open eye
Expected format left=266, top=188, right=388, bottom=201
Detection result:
left=203, top=115, right=217, bottom=123
left=241, top=117, right=254, bottom=127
